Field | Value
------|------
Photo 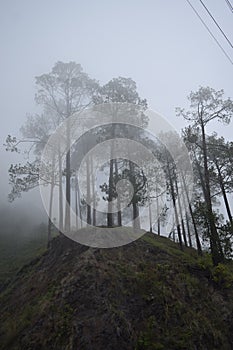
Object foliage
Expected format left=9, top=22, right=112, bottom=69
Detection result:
left=212, top=263, right=233, bottom=288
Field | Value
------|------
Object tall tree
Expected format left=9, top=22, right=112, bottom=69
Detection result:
left=207, top=134, right=233, bottom=227
left=95, top=77, right=147, bottom=226
left=35, top=61, right=98, bottom=231
left=177, top=87, right=233, bottom=265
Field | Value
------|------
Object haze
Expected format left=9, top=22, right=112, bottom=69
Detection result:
left=0, top=0, right=232, bottom=219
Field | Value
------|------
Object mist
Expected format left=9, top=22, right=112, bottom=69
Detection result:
left=1, top=0, right=232, bottom=227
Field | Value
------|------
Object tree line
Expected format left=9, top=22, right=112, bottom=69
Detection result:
left=5, top=61, right=233, bottom=265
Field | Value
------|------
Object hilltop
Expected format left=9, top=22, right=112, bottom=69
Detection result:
left=0, top=230, right=233, bottom=350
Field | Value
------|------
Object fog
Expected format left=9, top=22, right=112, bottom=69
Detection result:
left=0, top=0, right=232, bottom=235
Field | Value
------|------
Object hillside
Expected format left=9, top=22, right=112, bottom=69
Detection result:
left=0, top=230, right=233, bottom=350
left=0, top=233, right=47, bottom=290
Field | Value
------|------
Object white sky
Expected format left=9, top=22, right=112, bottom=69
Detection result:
left=0, top=0, right=232, bottom=214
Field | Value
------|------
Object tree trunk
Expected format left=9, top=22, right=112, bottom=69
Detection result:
left=200, top=121, right=224, bottom=265
left=74, top=174, right=79, bottom=230
left=167, top=163, right=183, bottom=250
left=156, top=186, right=161, bottom=236
left=91, top=156, right=96, bottom=226
left=194, top=156, right=207, bottom=200
left=107, top=158, right=114, bottom=227
left=186, top=212, right=193, bottom=248
left=77, top=177, right=83, bottom=228
left=128, top=160, right=141, bottom=229
left=174, top=175, right=188, bottom=247
left=181, top=172, right=202, bottom=255
left=148, top=200, right=153, bottom=233
left=48, top=157, right=55, bottom=247
left=114, top=159, right=122, bottom=226
left=65, top=117, right=71, bottom=232
left=132, top=202, right=141, bottom=229
left=216, top=162, right=232, bottom=225
left=58, top=146, right=63, bottom=233
left=86, top=156, right=91, bottom=225
left=107, top=122, right=116, bottom=227
left=179, top=174, right=193, bottom=247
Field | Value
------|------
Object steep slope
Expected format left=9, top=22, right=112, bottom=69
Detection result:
left=0, top=231, right=233, bottom=350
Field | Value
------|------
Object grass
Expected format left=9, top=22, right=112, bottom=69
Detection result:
left=0, top=229, right=56, bottom=287
left=0, top=227, right=233, bottom=350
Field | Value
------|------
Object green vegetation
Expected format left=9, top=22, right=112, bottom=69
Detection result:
left=0, top=230, right=233, bottom=349
left=0, top=224, right=58, bottom=288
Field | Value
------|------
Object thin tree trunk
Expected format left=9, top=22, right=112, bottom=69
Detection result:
left=167, top=163, right=183, bottom=250
left=114, top=159, right=122, bottom=226
left=200, top=121, right=224, bottom=265
left=156, top=185, right=161, bottom=236
left=132, top=202, right=141, bottom=229
left=216, top=162, right=232, bottom=225
left=129, top=161, right=141, bottom=229
left=75, top=174, right=79, bottom=230
left=107, top=158, right=114, bottom=227
left=149, top=200, right=153, bottom=233
left=77, top=178, right=83, bottom=228
left=58, top=146, right=63, bottom=233
left=179, top=173, right=192, bottom=247
left=181, top=172, right=202, bottom=255
left=86, top=155, right=91, bottom=225
left=107, top=123, right=116, bottom=227
left=186, top=213, right=193, bottom=248
left=48, top=157, right=55, bottom=247
left=174, top=175, right=188, bottom=247
left=65, top=117, right=71, bottom=232
left=91, top=156, right=96, bottom=226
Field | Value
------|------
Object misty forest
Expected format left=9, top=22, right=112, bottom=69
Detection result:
left=0, top=61, right=233, bottom=349
left=5, top=62, right=233, bottom=263
left=0, top=1, right=233, bottom=349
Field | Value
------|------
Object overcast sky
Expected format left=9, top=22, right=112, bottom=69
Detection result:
left=0, top=0, right=232, bottom=214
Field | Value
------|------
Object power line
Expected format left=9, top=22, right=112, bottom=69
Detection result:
left=224, top=0, right=233, bottom=14
left=199, top=0, right=233, bottom=49
left=185, top=0, right=233, bottom=65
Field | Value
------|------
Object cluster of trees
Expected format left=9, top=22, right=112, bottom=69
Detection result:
left=5, top=62, right=148, bottom=238
left=177, top=88, right=233, bottom=264
left=5, top=61, right=233, bottom=265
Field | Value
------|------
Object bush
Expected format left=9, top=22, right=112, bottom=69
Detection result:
left=212, top=263, right=233, bottom=288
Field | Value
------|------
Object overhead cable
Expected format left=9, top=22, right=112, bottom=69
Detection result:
left=185, top=0, right=233, bottom=65
left=199, top=0, right=233, bottom=49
